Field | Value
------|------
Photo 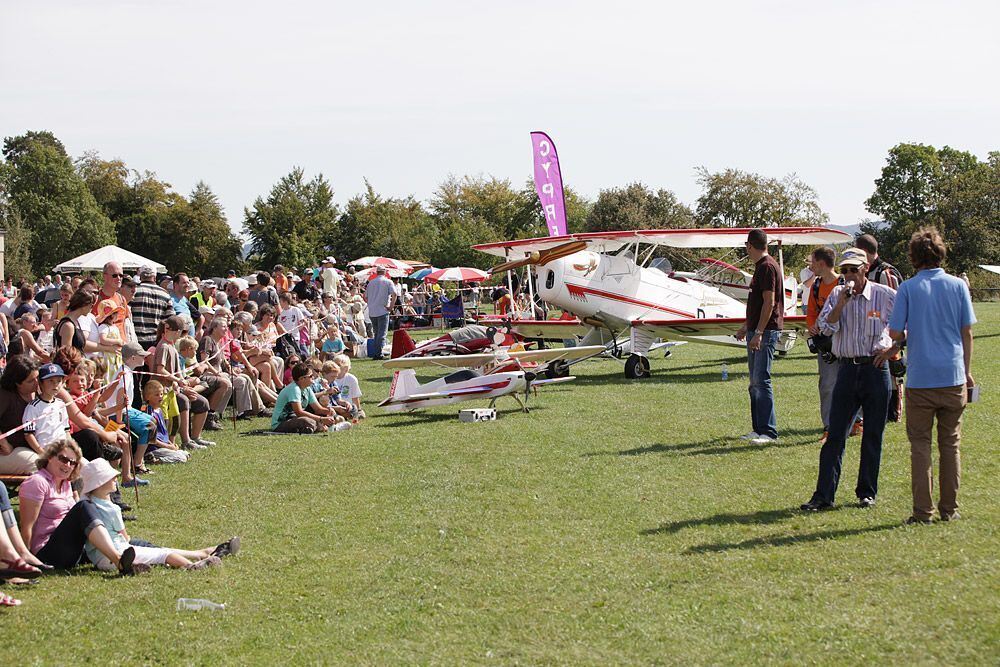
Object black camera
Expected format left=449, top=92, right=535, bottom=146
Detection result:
left=807, top=334, right=836, bottom=363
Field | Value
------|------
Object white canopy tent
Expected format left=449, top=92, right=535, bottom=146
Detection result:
left=980, top=265, right=1000, bottom=275
left=53, top=245, right=167, bottom=274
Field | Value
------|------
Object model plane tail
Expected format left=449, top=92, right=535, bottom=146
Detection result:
left=391, top=328, right=417, bottom=358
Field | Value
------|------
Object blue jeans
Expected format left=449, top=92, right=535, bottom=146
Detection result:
left=812, top=362, right=891, bottom=503
left=371, top=314, right=390, bottom=359
left=747, top=329, right=780, bottom=439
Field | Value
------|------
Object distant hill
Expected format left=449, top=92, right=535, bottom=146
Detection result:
left=830, top=222, right=862, bottom=239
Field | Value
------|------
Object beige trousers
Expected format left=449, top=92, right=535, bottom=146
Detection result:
left=905, top=385, right=966, bottom=519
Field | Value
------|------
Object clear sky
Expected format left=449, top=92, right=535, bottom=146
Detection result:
left=2, top=1, right=997, bottom=235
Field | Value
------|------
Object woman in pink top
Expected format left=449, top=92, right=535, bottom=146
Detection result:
left=18, top=439, right=136, bottom=574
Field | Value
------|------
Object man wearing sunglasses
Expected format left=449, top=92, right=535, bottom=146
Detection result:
left=802, top=247, right=896, bottom=512
left=93, top=262, right=130, bottom=342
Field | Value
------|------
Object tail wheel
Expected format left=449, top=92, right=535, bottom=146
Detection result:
left=624, top=354, right=651, bottom=379
left=545, top=360, right=570, bottom=379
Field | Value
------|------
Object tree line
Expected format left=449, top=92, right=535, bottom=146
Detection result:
left=1, top=130, right=997, bottom=284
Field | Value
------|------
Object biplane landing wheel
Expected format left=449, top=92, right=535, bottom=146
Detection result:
left=624, top=354, right=651, bottom=379
left=545, top=360, right=570, bottom=379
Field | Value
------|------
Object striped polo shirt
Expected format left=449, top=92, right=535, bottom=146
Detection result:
left=818, top=280, right=896, bottom=359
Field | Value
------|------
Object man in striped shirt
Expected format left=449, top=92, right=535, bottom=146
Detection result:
left=129, top=266, right=174, bottom=350
left=801, top=247, right=896, bottom=511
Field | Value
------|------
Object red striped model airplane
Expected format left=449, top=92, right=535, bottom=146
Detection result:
left=473, top=227, right=852, bottom=378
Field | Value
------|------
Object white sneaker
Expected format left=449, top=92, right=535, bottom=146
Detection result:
left=739, top=431, right=760, bottom=440
left=183, top=441, right=207, bottom=450
left=750, top=435, right=778, bottom=445
left=195, top=437, right=216, bottom=447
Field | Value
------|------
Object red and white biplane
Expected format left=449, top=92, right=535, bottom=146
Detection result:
left=473, top=226, right=852, bottom=378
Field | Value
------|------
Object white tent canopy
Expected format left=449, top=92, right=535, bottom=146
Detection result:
left=53, top=245, right=167, bottom=274
left=980, top=265, right=1000, bottom=275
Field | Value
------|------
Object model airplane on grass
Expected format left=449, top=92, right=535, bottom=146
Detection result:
left=378, top=344, right=604, bottom=412
left=473, top=226, right=851, bottom=378
left=390, top=324, right=522, bottom=359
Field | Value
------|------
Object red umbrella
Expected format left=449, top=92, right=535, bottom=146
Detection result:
left=348, top=256, right=413, bottom=272
left=353, top=266, right=411, bottom=281
left=424, top=267, right=490, bottom=284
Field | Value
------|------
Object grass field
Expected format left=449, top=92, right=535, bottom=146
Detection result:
left=4, top=305, right=999, bottom=665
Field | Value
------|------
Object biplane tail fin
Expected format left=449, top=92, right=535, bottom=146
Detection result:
left=391, top=328, right=417, bottom=358
left=388, top=369, right=419, bottom=401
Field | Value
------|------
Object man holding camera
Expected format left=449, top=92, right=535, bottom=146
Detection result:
left=801, top=248, right=896, bottom=511
left=805, top=247, right=842, bottom=444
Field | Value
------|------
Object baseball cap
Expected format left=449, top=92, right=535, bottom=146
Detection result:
left=81, top=458, right=119, bottom=495
left=139, top=265, right=156, bottom=278
left=122, top=342, right=151, bottom=359
left=375, top=266, right=387, bottom=274
left=201, top=279, right=217, bottom=290
left=38, top=363, right=67, bottom=381
left=838, top=248, right=868, bottom=268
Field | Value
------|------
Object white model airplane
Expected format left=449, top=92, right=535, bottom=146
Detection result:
left=473, top=226, right=852, bottom=378
left=379, top=345, right=605, bottom=412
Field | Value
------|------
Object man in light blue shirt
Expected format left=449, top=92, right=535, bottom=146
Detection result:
left=879, top=227, right=975, bottom=524
left=364, top=267, right=396, bottom=360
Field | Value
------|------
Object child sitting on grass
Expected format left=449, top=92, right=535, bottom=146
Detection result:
left=139, top=380, right=190, bottom=464
left=333, top=354, right=365, bottom=419
left=319, top=324, right=345, bottom=361
left=313, top=360, right=353, bottom=418
left=281, top=353, right=302, bottom=387
left=80, top=458, right=239, bottom=572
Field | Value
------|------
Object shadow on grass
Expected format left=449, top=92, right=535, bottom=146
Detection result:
left=584, top=428, right=821, bottom=458
left=681, top=523, right=900, bottom=554
left=573, top=369, right=818, bottom=386
left=640, top=506, right=829, bottom=536
left=374, top=405, right=544, bottom=427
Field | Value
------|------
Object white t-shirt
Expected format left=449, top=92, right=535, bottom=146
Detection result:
left=23, top=397, right=71, bottom=447
left=278, top=306, right=305, bottom=336
left=78, top=314, right=100, bottom=350
left=321, top=268, right=338, bottom=296
left=335, top=373, right=362, bottom=403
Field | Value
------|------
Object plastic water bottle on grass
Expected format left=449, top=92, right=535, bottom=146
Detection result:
left=176, top=598, right=225, bottom=612
left=721, top=363, right=729, bottom=381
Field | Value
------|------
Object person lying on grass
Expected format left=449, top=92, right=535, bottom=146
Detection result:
left=138, top=380, right=190, bottom=464
left=79, top=458, right=239, bottom=573
left=270, top=362, right=346, bottom=434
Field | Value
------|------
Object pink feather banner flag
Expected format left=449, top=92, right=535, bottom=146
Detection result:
left=530, top=131, right=568, bottom=237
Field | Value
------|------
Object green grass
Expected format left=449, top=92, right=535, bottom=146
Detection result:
left=5, top=307, right=999, bottom=665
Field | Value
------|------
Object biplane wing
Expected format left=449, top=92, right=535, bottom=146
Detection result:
left=473, top=227, right=852, bottom=257
left=632, top=315, right=809, bottom=344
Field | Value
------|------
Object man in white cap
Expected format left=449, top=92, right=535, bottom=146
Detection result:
left=802, top=247, right=896, bottom=512
left=321, top=257, right=339, bottom=299
left=191, top=279, right=217, bottom=311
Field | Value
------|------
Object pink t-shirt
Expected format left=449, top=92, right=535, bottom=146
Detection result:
left=19, top=468, right=75, bottom=553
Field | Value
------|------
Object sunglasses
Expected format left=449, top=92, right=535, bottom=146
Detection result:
left=108, top=273, right=124, bottom=279
left=842, top=266, right=861, bottom=274
left=56, top=454, right=79, bottom=467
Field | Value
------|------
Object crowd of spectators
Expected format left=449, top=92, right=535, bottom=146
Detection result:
left=0, top=257, right=390, bottom=605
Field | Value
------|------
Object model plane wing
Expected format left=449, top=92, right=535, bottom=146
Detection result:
left=507, top=345, right=606, bottom=363
left=383, top=353, right=501, bottom=370
left=477, top=318, right=593, bottom=339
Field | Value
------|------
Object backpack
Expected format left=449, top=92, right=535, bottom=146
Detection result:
left=870, top=258, right=903, bottom=287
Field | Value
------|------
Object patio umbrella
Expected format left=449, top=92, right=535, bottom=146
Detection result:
left=424, top=267, right=490, bottom=284
left=353, top=266, right=412, bottom=281
left=408, top=267, right=437, bottom=281
left=348, top=256, right=412, bottom=272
